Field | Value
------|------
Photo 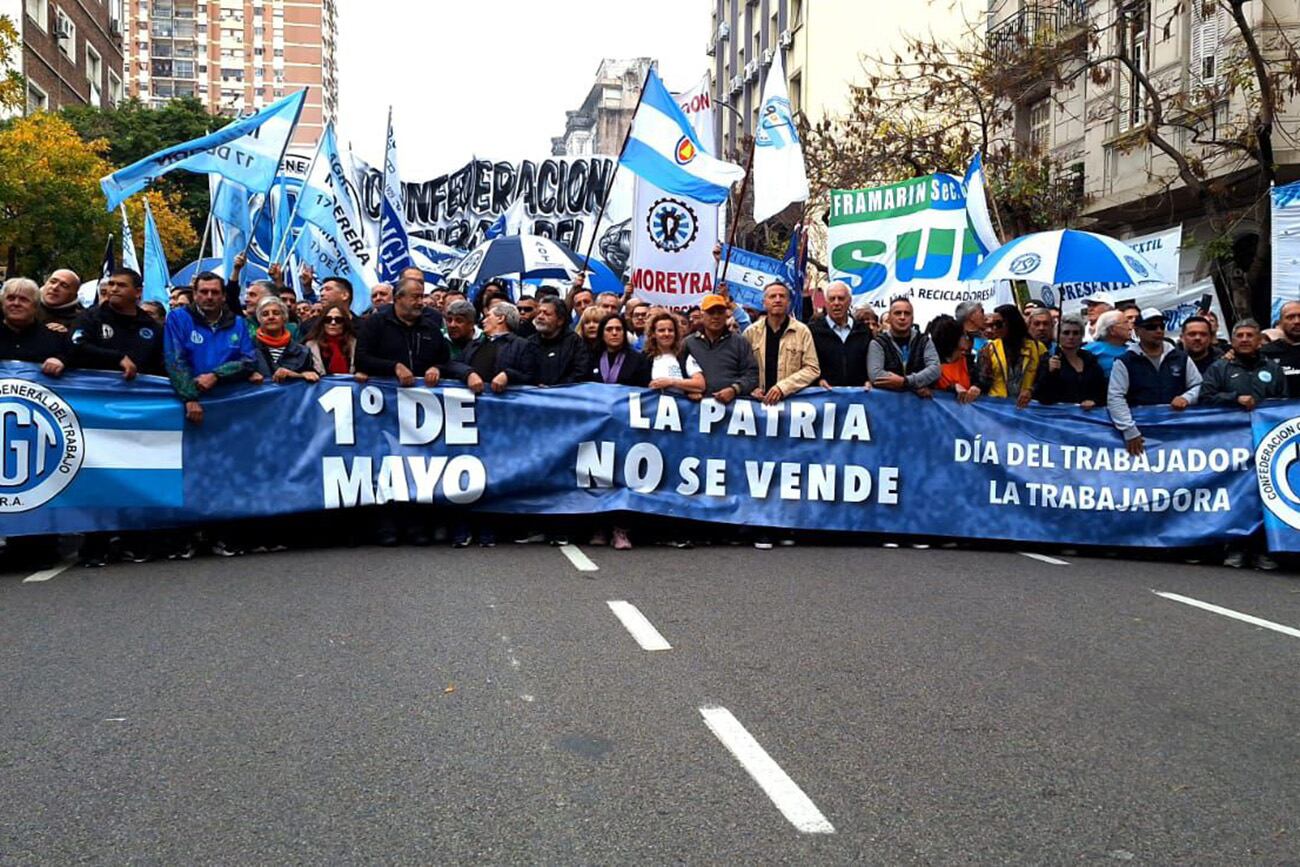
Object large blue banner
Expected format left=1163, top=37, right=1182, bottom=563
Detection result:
left=0, top=361, right=1278, bottom=548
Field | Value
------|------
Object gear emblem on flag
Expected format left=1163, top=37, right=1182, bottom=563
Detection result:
left=647, top=198, right=699, bottom=253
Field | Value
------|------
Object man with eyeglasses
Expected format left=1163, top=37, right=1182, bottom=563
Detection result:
left=513, top=296, right=539, bottom=338
left=1107, top=308, right=1201, bottom=457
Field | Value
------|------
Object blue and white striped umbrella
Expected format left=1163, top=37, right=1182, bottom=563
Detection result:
left=967, top=229, right=1163, bottom=286
left=449, top=234, right=581, bottom=285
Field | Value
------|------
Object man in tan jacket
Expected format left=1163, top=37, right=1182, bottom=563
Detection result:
left=744, top=281, right=820, bottom=405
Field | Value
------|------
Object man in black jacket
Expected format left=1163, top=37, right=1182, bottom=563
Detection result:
left=36, top=268, right=83, bottom=330
left=808, top=281, right=871, bottom=388
left=71, top=268, right=164, bottom=377
left=527, top=296, right=588, bottom=385
left=355, top=277, right=450, bottom=386
left=445, top=301, right=541, bottom=393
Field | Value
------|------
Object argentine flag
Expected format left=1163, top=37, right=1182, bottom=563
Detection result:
left=621, top=67, right=745, bottom=204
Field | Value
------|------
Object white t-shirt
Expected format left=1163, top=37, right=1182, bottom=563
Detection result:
left=651, top=352, right=702, bottom=381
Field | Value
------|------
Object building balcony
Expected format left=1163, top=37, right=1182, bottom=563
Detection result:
left=987, top=0, right=1088, bottom=67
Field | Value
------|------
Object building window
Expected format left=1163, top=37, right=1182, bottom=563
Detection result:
left=26, top=81, right=48, bottom=114
left=1119, top=1, right=1149, bottom=131
left=1028, top=97, right=1051, bottom=153
left=174, top=59, right=194, bottom=78
left=108, top=70, right=123, bottom=106
left=791, top=0, right=803, bottom=28
left=86, top=44, right=102, bottom=85
left=1190, top=0, right=1224, bottom=86
left=26, top=0, right=48, bottom=31
left=789, top=72, right=801, bottom=116
left=56, top=9, right=76, bottom=58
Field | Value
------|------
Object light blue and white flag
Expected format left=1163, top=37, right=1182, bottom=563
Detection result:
left=963, top=152, right=1000, bottom=254
left=141, top=199, right=171, bottom=306
left=485, top=196, right=527, bottom=240
left=119, top=204, right=141, bottom=275
left=211, top=178, right=254, bottom=282
left=101, top=89, right=306, bottom=211
left=621, top=67, right=744, bottom=205
left=295, top=124, right=374, bottom=312
left=377, top=107, right=414, bottom=283
left=752, top=49, right=808, bottom=223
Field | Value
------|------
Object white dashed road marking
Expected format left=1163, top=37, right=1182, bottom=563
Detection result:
left=1018, top=551, right=1070, bottom=566
left=606, top=601, right=672, bottom=651
left=1154, top=591, right=1300, bottom=640
left=23, top=557, right=76, bottom=584
left=699, top=706, right=835, bottom=835
left=559, top=544, right=598, bottom=572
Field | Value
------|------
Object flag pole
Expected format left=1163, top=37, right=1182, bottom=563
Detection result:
left=244, top=86, right=310, bottom=257
left=270, top=125, right=327, bottom=266
left=796, top=201, right=810, bottom=316
left=717, top=135, right=757, bottom=288
left=582, top=65, right=653, bottom=274
left=195, top=209, right=213, bottom=281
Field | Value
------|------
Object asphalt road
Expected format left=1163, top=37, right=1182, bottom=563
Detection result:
left=0, top=541, right=1297, bottom=864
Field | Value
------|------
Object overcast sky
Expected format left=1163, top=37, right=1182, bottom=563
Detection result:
left=336, top=0, right=711, bottom=176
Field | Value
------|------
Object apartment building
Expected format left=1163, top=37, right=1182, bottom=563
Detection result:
left=551, top=57, right=654, bottom=157
left=123, top=0, right=336, bottom=146
left=1, top=0, right=126, bottom=116
left=986, top=0, right=1300, bottom=285
left=707, top=0, right=981, bottom=161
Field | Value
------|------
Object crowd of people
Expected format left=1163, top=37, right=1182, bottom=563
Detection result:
left=3, top=258, right=1299, bottom=571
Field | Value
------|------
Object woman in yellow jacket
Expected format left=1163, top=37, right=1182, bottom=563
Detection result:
left=977, top=304, right=1045, bottom=408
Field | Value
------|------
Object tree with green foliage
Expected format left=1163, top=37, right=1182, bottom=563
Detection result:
left=0, top=113, right=196, bottom=281
left=60, top=97, right=227, bottom=260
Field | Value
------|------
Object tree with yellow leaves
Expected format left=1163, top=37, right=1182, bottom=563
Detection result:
left=0, top=113, right=197, bottom=282
left=0, top=15, right=20, bottom=114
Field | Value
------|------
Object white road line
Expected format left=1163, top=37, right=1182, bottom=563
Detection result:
left=699, top=706, right=835, bottom=835
left=1018, top=551, right=1070, bottom=566
left=606, top=601, right=673, bottom=651
left=22, top=557, right=75, bottom=584
left=559, top=544, right=598, bottom=572
left=1154, top=591, right=1300, bottom=640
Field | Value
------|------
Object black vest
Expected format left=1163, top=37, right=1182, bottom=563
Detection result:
left=1119, top=348, right=1189, bottom=407
left=873, top=331, right=930, bottom=377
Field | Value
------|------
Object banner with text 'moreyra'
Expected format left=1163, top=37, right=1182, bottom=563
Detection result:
left=628, top=74, right=721, bottom=309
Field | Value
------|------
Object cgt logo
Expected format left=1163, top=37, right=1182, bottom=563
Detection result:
left=0, top=380, right=84, bottom=512
left=1255, top=416, right=1300, bottom=530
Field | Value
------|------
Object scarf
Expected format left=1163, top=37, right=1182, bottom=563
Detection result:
left=320, top=335, right=350, bottom=374
left=599, top=350, right=626, bottom=384
left=256, top=329, right=292, bottom=348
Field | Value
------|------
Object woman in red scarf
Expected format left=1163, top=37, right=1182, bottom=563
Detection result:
left=304, top=302, right=364, bottom=379
left=253, top=296, right=322, bottom=382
